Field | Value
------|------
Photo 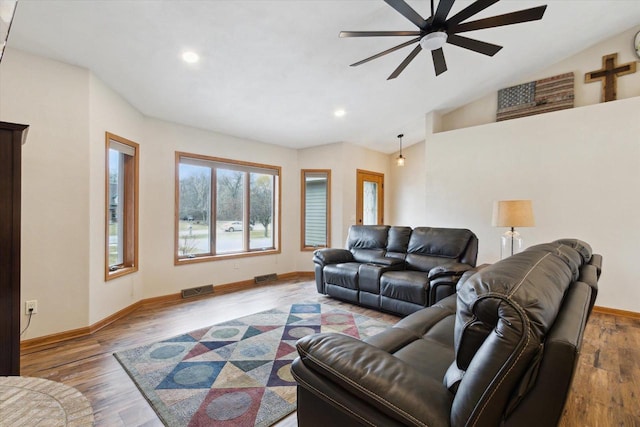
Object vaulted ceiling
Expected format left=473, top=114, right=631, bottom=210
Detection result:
left=6, top=1, right=640, bottom=153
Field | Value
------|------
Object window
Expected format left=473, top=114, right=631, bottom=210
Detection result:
left=105, top=132, right=139, bottom=280
left=176, top=152, right=280, bottom=263
left=301, top=170, right=330, bottom=250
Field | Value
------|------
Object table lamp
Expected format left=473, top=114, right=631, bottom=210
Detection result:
left=492, top=200, right=535, bottom=259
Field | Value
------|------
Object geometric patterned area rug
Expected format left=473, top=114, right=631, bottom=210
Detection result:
left=114, top=303, right=390, bottom=426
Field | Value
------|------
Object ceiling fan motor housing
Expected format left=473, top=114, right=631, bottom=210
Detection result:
left=420, top=31, right=448, bottom=51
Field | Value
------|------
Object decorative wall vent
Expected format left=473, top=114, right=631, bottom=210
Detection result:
left=254, top=273, right=278, bottom=284
left=181, top=284, right=214, bottom=299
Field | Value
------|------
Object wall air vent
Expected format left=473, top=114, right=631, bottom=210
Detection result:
left=254, top=273, right=278, bottom=284
left=181, top=284, right=214, bottom=299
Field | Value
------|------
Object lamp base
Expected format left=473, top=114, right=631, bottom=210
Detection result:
left=500, top=230, right=523, bottom=259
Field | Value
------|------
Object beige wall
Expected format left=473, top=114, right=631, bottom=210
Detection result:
left=88, top=75, right=146, bottom=324
left=140, top=119, right=300, bottom=300
left=296, top=142, right=390, bottom=268
left=0, top=49, right=92, bottom=336
left=0, top=47, right=389, bottom=339
left=388, top=140, right=426, bottom=227
left=424, top=97, right=640, bottom=313
left=389, top=28, right=640, bottom=313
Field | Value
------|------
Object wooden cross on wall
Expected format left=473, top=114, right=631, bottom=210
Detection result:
left=585, top=53, right=637, bottom=102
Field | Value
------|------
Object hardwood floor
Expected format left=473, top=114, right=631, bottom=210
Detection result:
left=560, top=311, right=640, bottom=427
left=20, top=278, right=640, bottom=426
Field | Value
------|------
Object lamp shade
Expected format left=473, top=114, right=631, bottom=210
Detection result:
left=492, top=200, right=535, bottom=227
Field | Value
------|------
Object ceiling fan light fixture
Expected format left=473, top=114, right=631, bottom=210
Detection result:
left=420, top=31, right=448, bottom=51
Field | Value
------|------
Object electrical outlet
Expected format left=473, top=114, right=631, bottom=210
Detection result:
left=25, top=300, right=38, bottom=315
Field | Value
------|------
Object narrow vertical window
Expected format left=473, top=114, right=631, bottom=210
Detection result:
left=106, top=132, right=139, bottom=280
left=249, top=171, right=274, bottom=251
left=216, top=168, right=245, bottom=254
left=301, top=170, right=331, bottom=250
left=178, top=163, right=211, bottom=256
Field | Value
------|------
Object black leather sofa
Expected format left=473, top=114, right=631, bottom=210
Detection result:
left=313, top=225, right=478, bottom=316
left=293, top=239, right=601, bottom=427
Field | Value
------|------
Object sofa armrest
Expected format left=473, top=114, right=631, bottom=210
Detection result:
left=426, top=263, right=472, bottom=304
left=294, top=333, right=452, bottom=427
left=313, top=248, right=354, bottom=265
left=428, top=262, right=473, bottom=280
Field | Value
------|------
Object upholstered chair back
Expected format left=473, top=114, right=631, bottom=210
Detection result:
left=345, top=225, right=389, bottom=263
left=405, top=227, right=478, bottom=272
left=385, top=226, right=412, bottom=260
left=445, top=241, right=592, bottom=426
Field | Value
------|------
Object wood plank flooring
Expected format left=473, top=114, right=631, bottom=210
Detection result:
left=19, top=278, right=640, bottom=426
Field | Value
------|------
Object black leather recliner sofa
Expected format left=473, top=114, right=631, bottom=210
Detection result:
left=293, top=239, right=602, bottom=427
left=313, top=225, right=478, bottom=316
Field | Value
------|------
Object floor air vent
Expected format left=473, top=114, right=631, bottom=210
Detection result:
left=181, top=284, right=214, bottom=299
left=254, top=273, right=277, bottom=284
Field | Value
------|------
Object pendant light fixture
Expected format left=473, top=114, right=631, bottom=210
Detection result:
left=396, top=133, right=405, bottom=166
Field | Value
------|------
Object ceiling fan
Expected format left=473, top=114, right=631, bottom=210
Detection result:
left=340, top=0, right=547, bottom=79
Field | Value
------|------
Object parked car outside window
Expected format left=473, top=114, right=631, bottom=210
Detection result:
left=223, top=221, right=253, bottom=232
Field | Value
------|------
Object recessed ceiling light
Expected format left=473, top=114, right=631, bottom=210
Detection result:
left=182, top=51, right=199, bottom=64
left=334, top=109, right=346, bottom=118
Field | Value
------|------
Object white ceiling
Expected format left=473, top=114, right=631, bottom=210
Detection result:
left=6, top=0, right=640, bottom=153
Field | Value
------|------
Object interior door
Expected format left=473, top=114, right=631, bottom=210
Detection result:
left=356, top=169, right=384, bottom=225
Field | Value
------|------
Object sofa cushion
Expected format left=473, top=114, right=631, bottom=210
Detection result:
left=386, top=226, right=412, bottom=257
left=554, top=238, right=592, bottom=264
left=526, top=242, right=583, bottom=281
left=294, top=333, right=454, bottom=427
left=346, top=225, right=391, bottom=263
left=351, top=248, right=386, bottom=263
left=405, top=253, right=457, bottom=273
left=405, top=228, right=474, bottom=272
left=408, top=227, right=474, bottom=258
left=380, top=271, right=429, bottom=305
left=347, top=225, right=389, bottom=249
left=323, top=262, right=360, bottom=290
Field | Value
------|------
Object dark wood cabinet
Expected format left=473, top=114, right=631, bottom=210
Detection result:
left=0, top=121, right=28, bottom=375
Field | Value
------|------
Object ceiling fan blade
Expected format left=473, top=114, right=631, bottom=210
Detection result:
left=447, top=34, right=502, bottom=56
left=384, top=0, right=428, bottom=29
left=446, top=0, right=499, bottom=27
left=450, top=5, right=547, bottom=33
left=431, top=48, right=447, bottom=75
left=340, top=30, right=421, bottom=38
left=433, top=0, right=455, bottom=25
left=350, top=37, right=421, bottom=67
left=387, top=44, right=422, bottom=80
